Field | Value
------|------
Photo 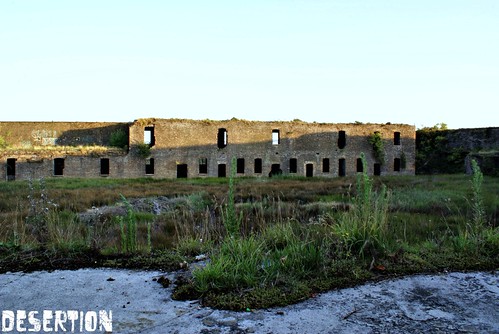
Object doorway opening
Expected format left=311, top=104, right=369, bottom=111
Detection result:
left=7, top=158, right=16, bottom=181
left=269, top=164, right=282, bottom=177
left=54, top=158, right=65, bottom=176
left=338, top=158, right=346, bottom=177
left=145, top=158, right=155, bottom=175
left=177, top=164, right=188, bottom=178
left=100, top=158, right=110, bottom=176
left=218, top=164, right=226, bottom=177
left=306, top=164, right=314, bottom=177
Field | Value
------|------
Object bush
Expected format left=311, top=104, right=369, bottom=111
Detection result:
left=110, top=129, right=128, bottom=148
left=368, top=132, right=385, bottom=164
left=136, top=143, right=151, bottom=159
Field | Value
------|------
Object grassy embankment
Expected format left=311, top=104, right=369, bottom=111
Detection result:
left=0, top=160, right=497, bottom=310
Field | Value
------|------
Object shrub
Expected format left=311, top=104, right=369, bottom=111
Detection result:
left=136, top=143, right=151, bottom=159
left=109, top=129, right=128, bottom=148
left=368, top=132, right=385, bottom=164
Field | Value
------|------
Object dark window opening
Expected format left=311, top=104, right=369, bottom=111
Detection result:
left=7, top=158, right=16, bottom=181
left=254, top=158, right=262, bottom=174
left=269, top=164, right=282, bottom=177
left=338, top=158, right=346, bottom=177
left=394, top=158, right=401, bottom=172
left=338, top=131, right=346, bottom=149
left=217, top=128, right=228, bottom=149
left=272, top=129, right=280, bottom=145
left=289, top=158, right=297, bottom=173
left=306, top=164, right=314, bottom=177
left=218, top=164, right=226, bottom=177
left=237, top=158, right=245, bottom=174
left=177, top=164, right=188, bottom=178
left=394, top=132, right=401, bottom=145
left=322, top=158, right=330, bottom=173
left=100, top=158, right=110, bottom=176
left=145, top=158, right=154, bottom=175
left=199, top=158, right=208, bottom=174
left=356, top=158, right=363, bottom=173
left=54, top=158, right=65, bottom=176
left=144, top=126, right=155, bottom=147
left=374, top=163, right=381, bottom=176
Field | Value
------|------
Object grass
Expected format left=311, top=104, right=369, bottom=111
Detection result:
left=0, top=172, right=498, bottom=310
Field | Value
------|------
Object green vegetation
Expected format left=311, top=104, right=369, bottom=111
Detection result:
left=416, top=124, right=468, bottom=174
left=471, top=159, right=485, bottom=230
left=136, top=143, right=151, bottom=158
left=0, top=135, right=7, bottom=149
left=368, top=132, right=385, bottom=164
left=109, top=129, right=128, bottom=149
left=223, top=157, right=242, bottom=237
left=0, top=171, right=497, bottom=310
left=332, top=153, right=390, bottom=257
left=118, top=195, right=138, bottom=254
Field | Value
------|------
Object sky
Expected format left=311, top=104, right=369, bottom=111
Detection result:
left=0, top=0, right=498, bottom=129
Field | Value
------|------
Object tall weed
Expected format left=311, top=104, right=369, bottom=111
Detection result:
left=333, top=153, right=391, bottom=257
left=118, top=195, right=138, bottom=253
left=453, top=160, right=491, bottom=254
left=25, top=178, right=58, bottom=243
left=223, top=157, right=242, bottom=238
left=470, top=159, right=485, bottom=231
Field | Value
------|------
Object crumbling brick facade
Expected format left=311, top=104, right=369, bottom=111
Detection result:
left=0, top=118, right=415, bottom=180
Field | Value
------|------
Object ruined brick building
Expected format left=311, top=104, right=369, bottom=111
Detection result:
left=0, top=118, right=416, bottom=181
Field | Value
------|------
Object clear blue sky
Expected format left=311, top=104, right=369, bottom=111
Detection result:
left=1, top=0, right=498, bottom=129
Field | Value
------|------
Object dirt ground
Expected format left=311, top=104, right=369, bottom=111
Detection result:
left=0, top=269, right=497, bottom=334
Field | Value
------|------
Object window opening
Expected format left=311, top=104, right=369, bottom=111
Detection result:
left=338, top=158, right=346, bottom=177
left=272, top=129, right=280, bottom=145
left=199, top=158, right=208, bottom=174
left=254, top=158, right=262, bottom=174
left=218, top=164, right=226, bottom=177
left=374, top=163, right=381, bottom=176
left=356, top=158, right=363, bottom=173
left=338, top=131, right=346, bottom=149
left=7, top=158, right=16, bottom=181
left=394, top=158, right=401, bottom=172
left=289, top=158, right=297, bottom=173
left=144, top=126, right=155, bottom=147
left=177, top=164, right=188, bottom=178
left=306, top=164, right=314, bottom=177
left=394, top=132, right=401, bottom=145
left=100, top=158, right=110, bottom=176
left=145, top=158, right=154, bottom=175
left=217, top=128, right=228, bottom=148
left=237, top=158, right=245, bottom=174
left=322, top=158, right=330, bottom=173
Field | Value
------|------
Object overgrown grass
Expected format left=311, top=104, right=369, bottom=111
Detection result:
left=332, top=153, right=390, bottom=257
left=0, top=171, right=498, bottom=309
